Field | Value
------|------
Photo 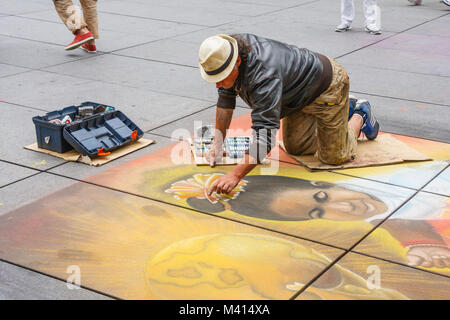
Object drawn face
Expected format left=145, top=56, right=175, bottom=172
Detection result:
left=167, top=175, right=388, bottom=221
left=270, top=182, right=388, bottom=221
left=146, top=233, right=407, bottom=300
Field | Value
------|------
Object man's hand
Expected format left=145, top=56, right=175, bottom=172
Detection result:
left=406, top=246, right=450, bottom=268
left=208, top=172, right=241, bottom=195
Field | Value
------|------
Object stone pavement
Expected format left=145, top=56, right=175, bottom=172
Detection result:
left=0, top=0, right=449, bottom=300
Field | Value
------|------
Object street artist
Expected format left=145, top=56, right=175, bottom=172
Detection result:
left=198, top=34, right=379, bottom=195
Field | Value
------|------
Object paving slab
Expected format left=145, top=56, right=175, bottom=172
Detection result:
left=262, top=0, right=448, bottom=32
left=0, top=162, right=39, bottom=188
left=0, top=0, right=49, bottom=15
left=345, top=64, right=449, bottom=106
left=114, top=39, right=201, bottom=67
left=354, top=191, right=450, bottom=277
left=346, top=93, right=450, bottom=142
left=423, top=165, right=450, bottom=196
left=296, top=252, right=450, bottom=300
left=0, top=172, right=76, bottom=216
left=0, top=260, right=111, bottom=300
left=12, top=11, right=205, bottom=53
left=0, top=35, right=85, bottom=69
left=0, top=102, right=67, bottom=169
left=406, top=14, right=450, bottom=38
left=44, top=54, right=217, bottom=102
left=0, top=182, right=343, bottom=300
left=0, top=71, right=212, bottom=131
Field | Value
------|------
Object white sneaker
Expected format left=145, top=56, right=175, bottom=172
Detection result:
left=408, top=0, right=422, bottom=5
left=335, top=23, right=352, bottom=32
left=365, top=25, right=381, bottom=35
left=443, top=0, right=450, bottom=7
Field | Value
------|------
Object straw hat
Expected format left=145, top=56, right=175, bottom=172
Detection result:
left=198, top=34, right=238, bottom=83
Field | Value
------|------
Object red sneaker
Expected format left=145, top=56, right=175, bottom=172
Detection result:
left=65, top=32, right=94, bottom=51
left=81, top=43, right=97, bottom=53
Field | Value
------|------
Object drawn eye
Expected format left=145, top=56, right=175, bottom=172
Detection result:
left=308, top=208, right=324, bottom=219
left=311, top=181, right=333, bottom=188
left=314, top=191, right=328, bottom=203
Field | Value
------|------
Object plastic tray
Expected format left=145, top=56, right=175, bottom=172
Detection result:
left=63, top=110, right=143, bottom=158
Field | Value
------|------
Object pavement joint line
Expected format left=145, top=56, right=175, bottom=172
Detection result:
left=0, top=61, right=34, bottom=70
left=348, top=250, right=450, bottom=280
left=416, top=162, right=450, bottom=192
left=110, top=52, right=197, bottom=69
left=289, top=251, right=349, bottom=300
left=8, top=14, right=61, bottom=25
left=35, top=52, right=109, bottom=71
left=0, top=69, right=35, bottom=80
left=251, top=0, right=320, bottom=18
left=107, top=24, right=216, bottom=54
left=343, top=63, right=450, bottom=80
left=146, top=105, right=251, bottom=136
left=0, top=258, right=119, bottom=300
left=290, top=185, right=423, bottom=300
left=0, top=100, right=54, bottom=113
left=12, top=8, right=214, bottom=28
left=334, top=12, right=450, bottom=60
left=226, top=0, right=281, bottom=8
left=0, top=32, right=63, bottom=48
left=330, top=170, right=421, bottom=193
left=349, top=90, right=450, bottom=108
left=37, top=68, right=217, bottom=105
left=0, top=172, right=42, bottom=190
left=98, top=10, right=217, bottom=28
left=269, top=157, right=424, bottom=194
left=145, top=104, right=217, bottom=133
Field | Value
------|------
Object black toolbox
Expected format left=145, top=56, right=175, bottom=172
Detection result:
left=33, top=102, right=143, bottom=158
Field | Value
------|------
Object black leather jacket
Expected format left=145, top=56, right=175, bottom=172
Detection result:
left=217, top=33, right=332, bottom=161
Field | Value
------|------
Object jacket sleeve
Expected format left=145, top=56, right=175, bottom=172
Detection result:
left=217, top=87, right=237, bottom=109
left=247, top=76, right=283, bottom=163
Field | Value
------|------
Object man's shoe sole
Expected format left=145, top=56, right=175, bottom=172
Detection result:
left=65, top=36, right=94, bottom=51
left=80, top=46, right=97, bottom=53
left=335, top=26, right=351, bottom=32
left=365, top=27, right=381, bottom=35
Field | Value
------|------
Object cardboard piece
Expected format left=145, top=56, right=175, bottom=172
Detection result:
left=280, top=134, right=432, bottom=171
left=24, top=138, right=155, bottom=167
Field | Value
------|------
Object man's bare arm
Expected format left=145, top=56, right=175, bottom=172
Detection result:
left=209, top=107, right=234, bottom=166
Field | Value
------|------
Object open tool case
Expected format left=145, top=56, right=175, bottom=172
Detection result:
left=33, top=102, right=143, bottom=158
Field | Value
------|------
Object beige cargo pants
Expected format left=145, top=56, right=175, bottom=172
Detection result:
left=282, top=58, right=357, bottom=165
left=53, top=0, right=99, bottom=39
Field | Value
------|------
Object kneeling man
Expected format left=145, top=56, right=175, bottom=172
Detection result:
left=198, top=33, right=379, bottom=195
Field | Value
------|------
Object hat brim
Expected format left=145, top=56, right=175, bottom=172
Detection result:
left=199, top=34, right=239, bottom=83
